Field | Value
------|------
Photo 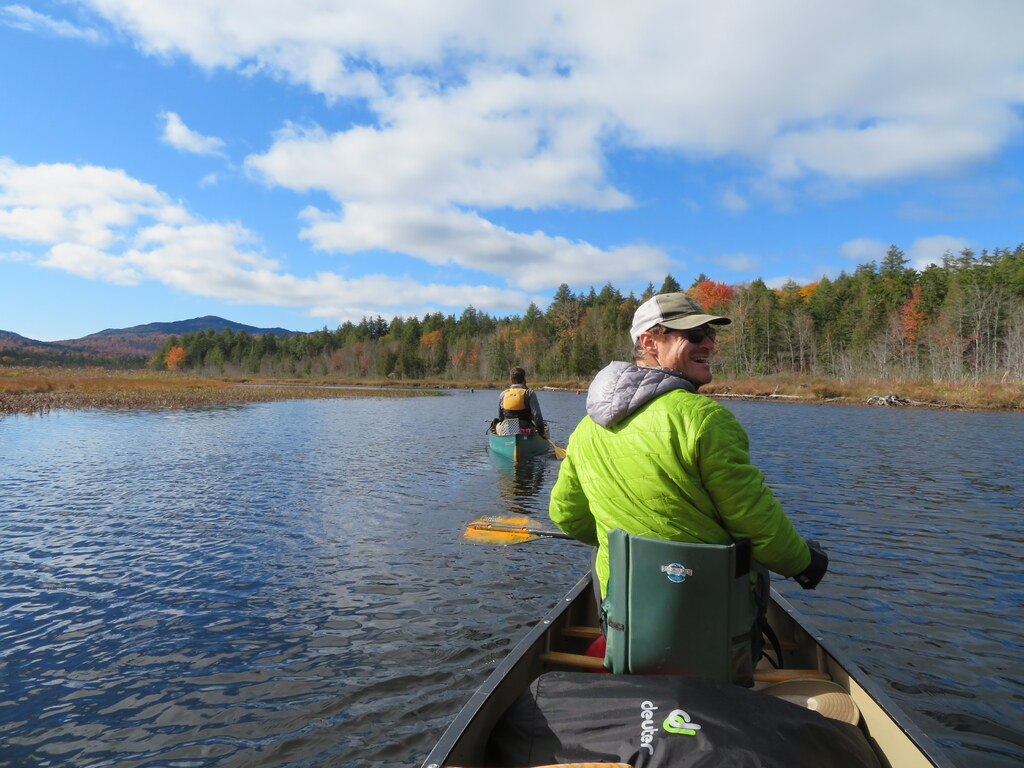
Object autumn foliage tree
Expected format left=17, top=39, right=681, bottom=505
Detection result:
left=899, top=287, right=928, bottom=351
left=165, top=346, right=187, bottom=371
left=688, top=279, right=735, bottom=314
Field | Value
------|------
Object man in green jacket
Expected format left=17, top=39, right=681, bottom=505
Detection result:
left=549, top=292, right=827, bottom=601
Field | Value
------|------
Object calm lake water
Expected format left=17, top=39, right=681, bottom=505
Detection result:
left=1, top=390, right=1021, bottom=768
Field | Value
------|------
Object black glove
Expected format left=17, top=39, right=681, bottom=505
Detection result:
left=793, top=539, right=828, bottom=590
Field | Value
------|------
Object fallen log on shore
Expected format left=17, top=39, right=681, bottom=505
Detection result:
left=866, top=393, right=955, bottom=408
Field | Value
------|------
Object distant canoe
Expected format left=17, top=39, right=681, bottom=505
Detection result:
left=487, top=431, right=551, bottom=462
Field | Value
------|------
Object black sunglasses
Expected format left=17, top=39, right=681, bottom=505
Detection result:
left=676, top=325, right=718, bottom=344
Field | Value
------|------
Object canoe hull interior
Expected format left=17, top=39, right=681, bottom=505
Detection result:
left=420, top=574, right=957, bottom=768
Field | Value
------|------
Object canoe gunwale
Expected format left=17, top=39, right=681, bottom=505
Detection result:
left=421, top=575, right=593, bottom=768
left=768, top=589, right=958, bottom=768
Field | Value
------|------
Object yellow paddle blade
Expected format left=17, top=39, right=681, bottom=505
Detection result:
left=463, top=526, right=535, bottom=544
left=464, top=515, right=533, bottom=544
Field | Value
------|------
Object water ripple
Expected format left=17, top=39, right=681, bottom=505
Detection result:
left=1, top=394, right=1021, bottom=767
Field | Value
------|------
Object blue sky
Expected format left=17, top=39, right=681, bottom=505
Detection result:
left=2, top=1, right=1023, bottom=341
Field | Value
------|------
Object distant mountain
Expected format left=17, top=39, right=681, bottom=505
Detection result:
left=0, top=329, right=40, bottom=348
left=1, top=316, right=303, bottom=359
left=0, top=330, right=84, bottom=355
left=79, top=315, right=297, bottom=340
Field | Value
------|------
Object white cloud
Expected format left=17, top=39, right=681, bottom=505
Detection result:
left=720, top=187, right=748, bottom=213
left=76, top=0, right=1024, bottom=186
left=13, top=2, right=1024, bottom=316
left=907, top=235, right=972, bottom=271
left=0, top=158, right=530, bottom=322
left=763, top=275, right=807, bottom=290
left=839, top=238, right=888, bottom=265
left=837, top=235, right=972, bottom=273
left=2, top=4, right=102, bottom=42
left=0, top=249, right=34, bottom=262
left=246, top=99, right=630, bottom=211
left=299, top=202, right=667, bottom=291
left=0, top=158, right=168, bottom=249
left=43, top=242, right=143, bottom=284
left=160, top=112, right=227, bottom=157
left=80, top=0, right=1014, bottom=299
left=715, top=253, right=760, bottom=273
left=300, top=274, right=528, bottom=324
left=768, top=121, right=1002, bottom=183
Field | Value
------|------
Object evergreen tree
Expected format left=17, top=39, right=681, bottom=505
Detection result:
left=395, top=318, right=423, bottom=378
left=118, top=244, right=1023, bottom=384
left=659, top=274, right=682, bottom=293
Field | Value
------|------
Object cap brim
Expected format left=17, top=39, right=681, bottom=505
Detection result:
left=659, top=313, right=732, bottom=330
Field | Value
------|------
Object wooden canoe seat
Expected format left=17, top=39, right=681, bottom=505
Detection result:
left=753, top=668, right=831, bottom=682
left=539, top=651, right=606, bottom=670
left=561, top=624, right=602, bottom=640
left=540, top=650, right=830, bottom=683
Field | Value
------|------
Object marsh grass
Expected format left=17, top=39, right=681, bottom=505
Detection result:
left=0, top=368, right=437, bottom=415
left=2, top=367, right=1021, bottom=415
left=701, top=374, right=1024, bottom=412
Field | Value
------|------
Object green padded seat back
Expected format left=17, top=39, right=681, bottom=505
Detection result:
left=602, top=529, right=758, bottom=686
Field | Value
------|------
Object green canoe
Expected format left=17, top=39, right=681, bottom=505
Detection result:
left=487, top=431, right=551, bottom=462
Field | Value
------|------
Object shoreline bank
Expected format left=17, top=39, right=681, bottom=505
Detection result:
left=2, top=367, right=1021, bottom=415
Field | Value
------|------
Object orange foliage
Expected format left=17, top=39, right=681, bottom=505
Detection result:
left=450, top=341, right=481, bottom=371
left=515, top=330, right=541, bottom=353
left=420, top=329, right=443, bottom=350
left=799, top=282, right=818, bottom=301
left=687, top=279, right=735, bottom=313
left=899, top=287, right=927, bottom=348
left=165, top=346, right=187, bottom=371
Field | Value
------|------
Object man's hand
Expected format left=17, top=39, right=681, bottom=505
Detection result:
left=794, top=539, right=828, bottom=590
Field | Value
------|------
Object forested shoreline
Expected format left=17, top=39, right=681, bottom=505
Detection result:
left=148, top=245, right=1022, bottom=386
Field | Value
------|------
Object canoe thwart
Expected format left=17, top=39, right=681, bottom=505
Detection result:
left=561, top=625, right=602, bottom=640
left=538, top=651, right=606, bottom=670
left=539, top=643, right=832, bottom=681
left=754, top=668, right=831, bottom=683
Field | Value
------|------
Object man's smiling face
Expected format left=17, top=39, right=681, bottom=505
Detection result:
left=647, top=325, right=718, bottom=388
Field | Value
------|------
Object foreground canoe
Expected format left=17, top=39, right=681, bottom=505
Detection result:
left=488, top=431, right=552, bottom=462
left=420, top=573, right=956, bottom=768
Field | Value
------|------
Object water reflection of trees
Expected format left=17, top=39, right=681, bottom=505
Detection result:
left=491, top=455, right=550, bottom=517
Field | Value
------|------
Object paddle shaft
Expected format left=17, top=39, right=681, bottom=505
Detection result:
left=467, top=521, right=574, bottom=540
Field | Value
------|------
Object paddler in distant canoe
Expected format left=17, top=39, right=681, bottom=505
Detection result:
left=549, top=292, right=828, bottom=625
left=494, top=366, right=548, bottom=438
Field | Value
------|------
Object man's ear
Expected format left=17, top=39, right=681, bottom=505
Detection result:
left=638, top=331, right=659, bottom=360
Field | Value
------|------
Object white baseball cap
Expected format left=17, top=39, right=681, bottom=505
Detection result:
left=629, top=293, right=731, bottom=343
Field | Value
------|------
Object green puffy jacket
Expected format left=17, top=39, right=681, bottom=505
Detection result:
left=549, top=362, right=811, bottom=598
